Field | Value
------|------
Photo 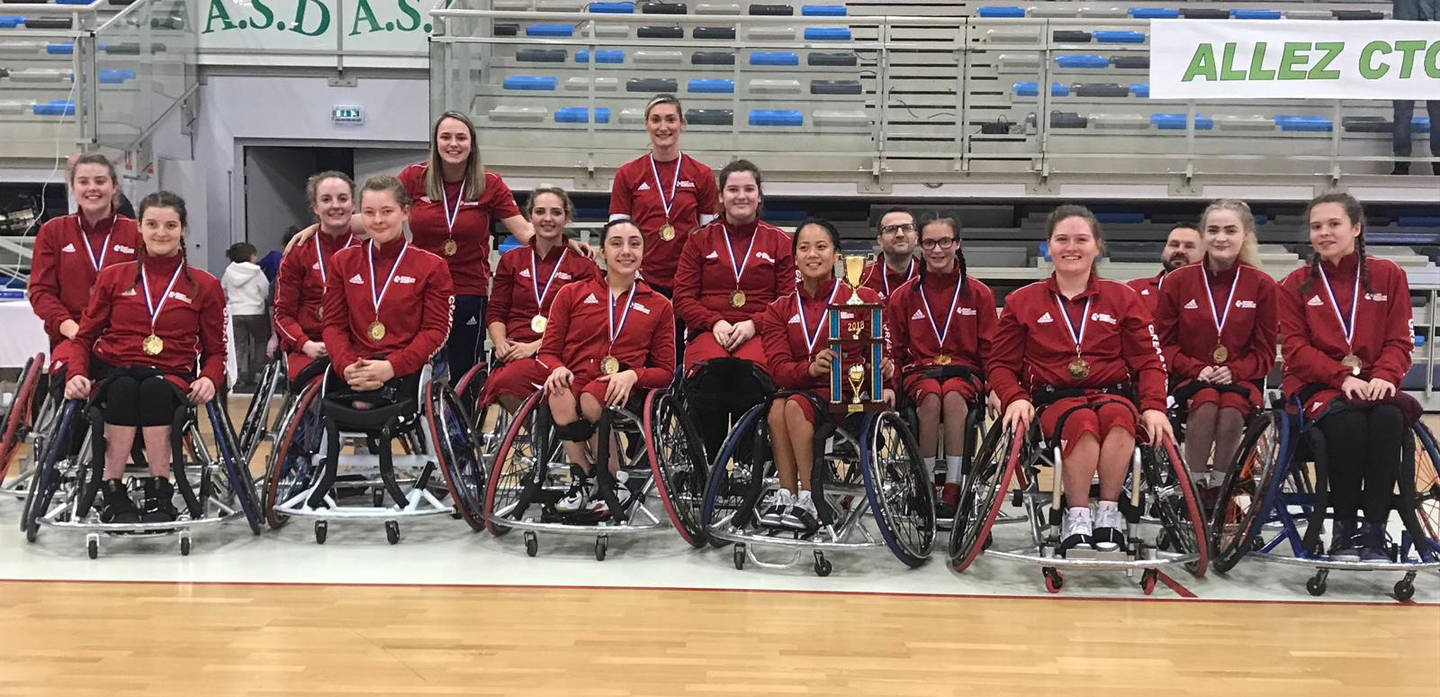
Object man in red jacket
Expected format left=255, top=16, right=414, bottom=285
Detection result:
left=1127, top=224, right=1202, bottom=315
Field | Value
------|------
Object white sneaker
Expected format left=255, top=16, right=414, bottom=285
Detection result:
left=555, top=472, right=589, bottom=513
left=1059, top=506, right=1093, bottom=557
left=782, top=489, right=820, bottom=531
left=759, top=488, right=794, bottom=527
left=1093, top=502, right=1124, bottom=551
left=588, top=471, right=631, bottom=515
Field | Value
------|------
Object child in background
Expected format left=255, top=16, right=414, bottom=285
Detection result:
left=222, top=242, right=271, bottom=391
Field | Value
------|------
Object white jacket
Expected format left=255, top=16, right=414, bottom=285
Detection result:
left=222, top=261, right=270, bottom=315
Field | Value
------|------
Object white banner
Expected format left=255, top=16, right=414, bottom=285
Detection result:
left=1150, top=20, right=1440, bottom=100
left=198, top=0, right=431, bottom=53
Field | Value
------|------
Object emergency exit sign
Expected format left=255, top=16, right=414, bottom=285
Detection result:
left=332, top=105, right=364, bottom=124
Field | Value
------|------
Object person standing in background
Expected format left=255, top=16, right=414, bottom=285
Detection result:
left=1392, top=0, right=1439, bottom=175
left=222, top=242, right=270, bottom=391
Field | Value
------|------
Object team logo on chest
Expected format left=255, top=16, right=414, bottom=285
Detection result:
left=1037, top=311, right=1053, bottom=324
left=1307, top=295, right=1323, bottom=307
left=1183, top=299, right=1198, bottom=310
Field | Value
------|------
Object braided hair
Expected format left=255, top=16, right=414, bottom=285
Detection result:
left=1298, top=192, right=1370, bottom=295
left=133, top=191, right=196, bottom=293
left=916, top=212, right=969, bottom=297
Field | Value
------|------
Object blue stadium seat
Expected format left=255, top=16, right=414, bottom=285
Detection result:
left=1129, top=83, right=1148, bottom=97
left=1055, top=55, right=1109, bottom=69
left=0, top=17, right=24, bottom=28
left=526, top=24, right=575, bottom=37
left=555, top=107, right=612, bottom=123
left=503, top=76, right=559, bottom=90
left=801, top=4, right=845, bottom=16
left=751, top=51, right=799, bottom=66
left=1274, top=115, right=1333, bottom=132
left=750, top=109, right=803, bottom=126
left=33, top=100, right=75, bottom=116
left=575, top=49, right=624, bottom=63
left=1128, top=7, right=1179, bottom=18
left=1231, top=9, right=1282, bottom=19
left=587, top=1, right=635, bottom=12
left=804, top=27, right=850, bottom=40
left=1094, top=30, right=1145, bottom=44
left=98, top=69, right=134, bottom=84
left=1012, top=81, right=1039, bottom=97
left=688, top=78, right=735, bottom=93
left=977, top=6, right=1025, bottom=17
left=1413, top=117, right=1432, bottom=133
left=1151, top=113, right=1215, bottom=130
left=1051, top=82, right=1070, bottom=96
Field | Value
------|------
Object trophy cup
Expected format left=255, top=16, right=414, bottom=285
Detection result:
left=829, top=255, right=886, bottom=415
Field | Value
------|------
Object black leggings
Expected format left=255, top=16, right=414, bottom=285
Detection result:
left=102, top=372, right=182, bottom=427
left=1315, top=404, right=1406, bottom=524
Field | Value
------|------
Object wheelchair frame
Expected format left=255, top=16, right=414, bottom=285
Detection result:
left=700, top=397, right=935, bottom=577
left=2, top=353, right=59, bottom=505
left=1209, top=401, right=1440, bottom=600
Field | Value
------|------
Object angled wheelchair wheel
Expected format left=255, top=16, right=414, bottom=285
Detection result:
left=0, top=353, right=42, bottom=482
left=645, top=389, right=708, bottom=547
left=262, top=382, right=323, bottom=529
left=426, top=381, right=485, bottom=531
left=1210, top=410, right=1282, bottom=574
left=1142, top=437, right=1209, bottom=577
left=484, top=390, right=557, bottom=536
left=237, top=357, right=284, bottom=465
left=948, top=420, right=1019, bottom=572
left=861, top=411, right=935, bottom=567
left=1397, top=421, right=1440, bottom=559
left=23, top=400, right=82, bottom=542
left=699, top=401, right=769, bottom=548
left=453, top=363, right=488, bottom=424
left=206, top=401, right=263, bottom=535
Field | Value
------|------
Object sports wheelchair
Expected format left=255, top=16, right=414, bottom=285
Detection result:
left=896, top=365, right=988, bottom=529
left=234, top=353, right=293, bottom=479
left=949, top=391, right=1209, bottom=594
left=20, top=373, right=262, bottom=558
left=1, top=353, right=55, bottom=503
left=699, top=391, right=936, bottom=576
left=1209, top=398, right=1440, bottom=600
left=261, top=364, right=485, bottom=544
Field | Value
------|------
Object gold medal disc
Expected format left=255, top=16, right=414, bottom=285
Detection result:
left=1210, top=344, right=1228, bottom=364
left=368, top=321, right=387, bottom=341
left=442, top=238, right=458, bottom=257
left=142, top=334, right=164, bottom=356
left=600, top=355, right=621, bottom=375
left=530, top=314, right=548, bottom=334
left=730, top=290, right=746, bottom=308
left=934, top=354, right=952, bottom=366
left=659, top=224, right=676, bottom=242
left=1067, top=356, right=1091, bottom=380
left=1342, top=353, right=1362, bottom=376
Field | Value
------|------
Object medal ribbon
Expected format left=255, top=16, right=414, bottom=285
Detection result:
left=78, top=216, right=116, bottom=272
left=313, top=232, right=355, bottom=285
left=140, top=261, right=184, bottom=333
left=1317, top=261, right=1360, bottom=349
left=440, top=180, right=466, bottom=234
left=1201, top=264, right=1242, bottom=341
left=883, top=258, right=917, bottom=297
left=1052, top=294, right=1092, bottom=357
left=647, top=153, right=683, bottom=222
left=920, top=276, right=964, bottom=350
left=796, top=281, right=843, bottom=354
left=367, top=241, right=410, bottom=320
left=530, top=248, right=569, bottom=312
left=607, top=283, right=639, bottom=351
left=722, top=224, right=759, bottom=290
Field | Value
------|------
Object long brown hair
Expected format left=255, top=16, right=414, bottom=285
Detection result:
left=1298, top=192, right=1369, bottom=295
left=133, top=191, right=196, bottom=292
left=424, top=111, right=485, bottom=203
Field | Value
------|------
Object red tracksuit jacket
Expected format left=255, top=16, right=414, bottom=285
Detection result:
left=1126, top=271, right=1165, bottom=317
left=55, top=253, right=227, bottom=391
left=673, top=219, right=793, bottom=331
left=759, top=280, right=890, bottom=392
left=273, top=231, right=357, bottom=354
left=861, top=257, right=918, bottom=300
left=1278, top=253, right=1413, bottom=403
left=485, top=240, right=600, bottom=344
left=321, top=240, right=454, bottom=378
left=885, top=270, right=997, bottom=375
left=537, top=277, right=676, bottom=387
left=987, top=274, right=1167, bottom=413
left=1153, top=260, right=1279, bottom=382
left=398, top=163, right=521, bottom=296
left=609, top=152, right=718, bottom=287
left=28, top=211, right=140, bottom=348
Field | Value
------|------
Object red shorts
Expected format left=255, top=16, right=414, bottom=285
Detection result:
left=904, top=374, right=980, bottom=404
left=1038, top=394, right=1139, bottom=458
left=1177, top=379, right=1260, bottom=415
left=479, top=358, right=549, bottom=404
left=683, top=331, right=767, bottom=374
left=285, top=351, right=316, bottom=386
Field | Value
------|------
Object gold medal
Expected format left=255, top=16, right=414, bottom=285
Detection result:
left=442, top=238, right=458, bottom=257
left=1067, top=356, right=1090, bottom=380
left=1210, top=344, right=1228, bottom=364
left=730, top=290, right=746, bottom=308
left=1342, top=353, right=1362, bottom=376
left=368, top=321, right=387, bottom=341
left=934, top=354, right=952, bottom=366
left=600, top=355, right=620, bottom=375
left=659, top=224, right=675, bottom=242
left=530, top=314, right=548, bottom=334
left=142, top=334, right=164, bottom=356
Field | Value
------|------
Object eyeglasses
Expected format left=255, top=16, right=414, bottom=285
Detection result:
left=880, top=223, right=917, bottom=235
left=919, top=237, right=958, bottom=250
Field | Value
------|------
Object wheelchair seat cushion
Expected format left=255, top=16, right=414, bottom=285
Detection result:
left=685, top=356, right=777, bottom=409
left=1038, top=394, right=1140, bottom=456
left=322, top=397, right=419, bottom=431
left=1171, top=378, right=1261, bottom=416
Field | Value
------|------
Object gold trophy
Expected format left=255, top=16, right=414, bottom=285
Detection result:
left=844, top=255, right=866, bottom=305
left=828, top=255, right=886, bottom=414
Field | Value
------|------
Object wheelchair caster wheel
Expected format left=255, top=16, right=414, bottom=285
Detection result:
left=733, top=545, right=746, bottom=571
left=524, top=531, right=538, bottom=557
left=813, top=551, right=831, bottom=577
left=86, top=535, right=99, bottom=560
left=314, top=520, right=327, bottom=545
left=385, top=521, right=401, bottom=545
left=1140, top=569, right=1157, bottom=595
left=1043, top=568, right=1063, bottom=594
left=1306, top=571, right=1328, bottom=597
left=594, top=535, right=608, bottom=562
left=179, top=534, right=191, bottom=557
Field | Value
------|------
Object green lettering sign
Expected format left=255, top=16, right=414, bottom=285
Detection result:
left=349, top=0, right=383, bottom=35
left=1219, top=42, right=1247, bottom=81
left=203, top=0, right=237, bottom=33
left=290, top=0, right=331, bottom=37
left=1308, top=42, right=1343, bottom=79
left=1426, top=40, right=1440, bottom=79
left=250, top=0, right=276, bottom=30
left=1394, top=40, right=1427, bottom=79
left=1277, top=42, right=1310, bottom=80
left=395, top=0, right=423, bottom=32
left=1247, top=42, right=1275, bottom=80
left=1359, top=41, right=1390, bottom=80
left=1181, top=43, right=1217, bottom=82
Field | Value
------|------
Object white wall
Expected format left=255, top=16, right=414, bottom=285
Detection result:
left=192, top=73, right=430, bottom=273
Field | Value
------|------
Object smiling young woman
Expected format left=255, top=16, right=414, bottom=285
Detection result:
left=273, top=171, right=358, bottom=386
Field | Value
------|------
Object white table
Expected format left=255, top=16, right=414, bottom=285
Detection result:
left=0, top=299, right=48, bottom=368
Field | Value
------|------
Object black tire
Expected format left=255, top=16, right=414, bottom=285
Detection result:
left=1210, top=411, right=1283, bottom=574
left=646, top=390, right=709, bottom=547
left=23, top=401, right=81, bottom=543
left=699, top=403, right=770, bottom=548
left=262, top=384, right=324, bottom=529
left=1396, top=422, right=1440, bottom=562
left=206, top=402, right=263, bottom=535
left=948, top=420, right=1018, bottom=572
left=1141, top=438, right=1208, bottom=577
left=484, top=391, right=558, bottom=536
left=427, top=382, right=485, bottom=531
left=237, top=358, right=284, bottom=464
left=862, top=411, right=935, bottom=567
